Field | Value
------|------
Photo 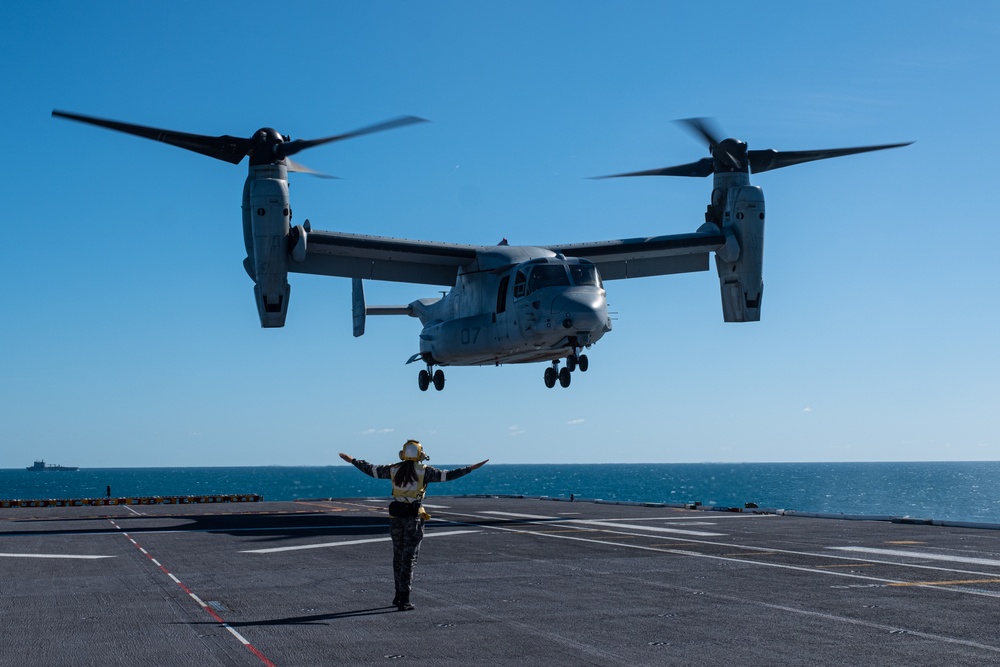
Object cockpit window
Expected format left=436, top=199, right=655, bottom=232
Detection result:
left=527, top=265, right=570, bottom=295
left=513, top=270, right=527, bottom=298
left=570, top=264, right=602, bottom=288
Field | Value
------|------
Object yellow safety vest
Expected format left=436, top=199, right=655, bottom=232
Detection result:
left=391, top=463, right=427, bottom=502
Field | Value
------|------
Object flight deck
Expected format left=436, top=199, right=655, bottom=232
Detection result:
left=3, top=496, right=1000, bottom=666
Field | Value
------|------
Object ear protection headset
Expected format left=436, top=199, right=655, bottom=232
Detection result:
left=399, top=439, right=429, bottom=462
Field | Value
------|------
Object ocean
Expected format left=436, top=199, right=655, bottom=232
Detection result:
left=3, top=462, right=1000, bottom=525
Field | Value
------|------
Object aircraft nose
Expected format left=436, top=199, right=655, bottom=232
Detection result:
left=551, top=291, right=607, bottom=332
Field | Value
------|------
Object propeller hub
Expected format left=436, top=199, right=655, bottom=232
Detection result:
left=249, top=128, right=286, bottom=165
left=712, top=138, right=749, bottom=172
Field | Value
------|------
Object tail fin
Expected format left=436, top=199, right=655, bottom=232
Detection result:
left=352, top=279, right=366, bottom=337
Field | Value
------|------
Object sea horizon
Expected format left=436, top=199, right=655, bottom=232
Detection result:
left=3, top=461, right=999, bottom=525
left=10, top=459, right=999, bottom=468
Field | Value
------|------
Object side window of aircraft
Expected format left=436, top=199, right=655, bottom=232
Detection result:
left=513, top=271, right=527, bottom=299
left=527, top=265, right=570, bottom=295
left=496, top=275, right=510, bottom=314
left=570, top=264, right=603, bottom=288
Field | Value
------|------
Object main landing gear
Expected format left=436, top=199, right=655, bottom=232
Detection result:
left=418, top=365, right=445, bottom=392
left=543, top=351, right=589, bottom=389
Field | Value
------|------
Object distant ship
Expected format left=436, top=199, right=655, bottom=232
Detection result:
left=26, top=460, right=79, bottom=472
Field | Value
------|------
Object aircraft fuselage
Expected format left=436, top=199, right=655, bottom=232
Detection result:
left=409, top=246, right=611, bottom=367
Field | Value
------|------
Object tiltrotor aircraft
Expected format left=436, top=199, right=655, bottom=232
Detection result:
left=53, top=111, right=909, bottom=391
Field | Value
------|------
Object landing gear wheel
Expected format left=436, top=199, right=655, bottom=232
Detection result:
left=418, top=370, right=430, bottom=392
left=432, top=369, right=446, bottom=391
left=544, top=366, right=557, bottom=388
left=578, top=354, right=589, bottom=372
left=566, top=355, right=577, bottom=372
left=558, top=367, right=572, bottom=388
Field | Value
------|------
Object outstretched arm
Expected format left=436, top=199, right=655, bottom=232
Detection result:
left=340, top=453, right=392, bottom=480
left=426, top=459, right=489, bottom=483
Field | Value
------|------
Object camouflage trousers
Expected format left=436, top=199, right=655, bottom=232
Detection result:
left=389, top=516, right=425, bottom=593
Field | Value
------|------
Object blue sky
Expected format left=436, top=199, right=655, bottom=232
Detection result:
left=2, top=2, right=997, bottom=467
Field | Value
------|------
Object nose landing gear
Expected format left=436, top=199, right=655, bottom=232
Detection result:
left=418, top=365, right=446, bottom=391
left=565, top=352, right=589, bottom=373
left=543, top=349, right=590, bottom=389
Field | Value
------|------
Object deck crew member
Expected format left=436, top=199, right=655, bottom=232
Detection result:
left=339, top=441, right=488, bottom=611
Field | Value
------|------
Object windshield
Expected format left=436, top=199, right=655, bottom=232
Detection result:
left=527, top=265, right=570, bottom=294
left=569, top=264, right=602, bottom=287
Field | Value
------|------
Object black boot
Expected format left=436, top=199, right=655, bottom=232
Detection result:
left=392, top=592, right=401, bottom=607
left=397, top=591, right=414, bottom=611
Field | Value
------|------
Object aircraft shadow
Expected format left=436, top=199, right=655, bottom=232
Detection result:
left=0, top=503, right=564, bottom=543
left=0, top=510, right=391, bottom=541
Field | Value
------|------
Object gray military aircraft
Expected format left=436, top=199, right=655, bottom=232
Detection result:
left=52, top=111, right=909, bottom=391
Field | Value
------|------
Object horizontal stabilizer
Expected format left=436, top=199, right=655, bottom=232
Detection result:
left=367, top=305, right=413, bottom=315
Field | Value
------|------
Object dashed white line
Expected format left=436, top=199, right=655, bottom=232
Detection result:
left=226, top=626, right=252, bottom=645
left=107, top=518, right=276, bottom=666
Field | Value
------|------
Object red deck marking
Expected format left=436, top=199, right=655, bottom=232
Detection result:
left=108, top=519, right=277, bottom=666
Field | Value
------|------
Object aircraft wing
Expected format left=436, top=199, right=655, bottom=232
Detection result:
left=291, top=230, right=480, bottom=287
left=547, top=231, right=725, bottom=280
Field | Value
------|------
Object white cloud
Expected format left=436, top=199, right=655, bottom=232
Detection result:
left=360, top=428, right=396, bottom=435
left=802, top=407, right=813, bottom=413
left=567, top=419, right=585, bottom=425
left=509, top=425, right=526, bottom=436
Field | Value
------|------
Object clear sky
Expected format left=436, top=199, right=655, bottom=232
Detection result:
left=2, top=2, right=997, bottom=467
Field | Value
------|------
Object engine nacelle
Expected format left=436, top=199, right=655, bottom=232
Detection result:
left=247, top=176, right=291, bottom=327
left=715, top=185, right=765, bottom=322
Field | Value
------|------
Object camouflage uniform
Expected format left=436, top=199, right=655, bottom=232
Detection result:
left=350, top=459, right=478, bottom=596
left=389, top=515, right=425, bottom=594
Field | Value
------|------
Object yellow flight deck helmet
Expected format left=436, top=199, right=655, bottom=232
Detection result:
left=399, top=439, right=429, bottom=462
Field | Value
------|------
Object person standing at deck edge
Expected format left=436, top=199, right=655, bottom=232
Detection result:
left=339, top=441, right=488, bottom=611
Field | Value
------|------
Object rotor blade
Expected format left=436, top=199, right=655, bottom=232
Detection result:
left=286, top=158, right=338, bottom=179
left=52, top=110, right=252, bottom=164
left=279, top=115, right=429, bottom=158
left=676, top=117, right=726, bottom=149
left=748, top=142, right=914, bottom=174
left=592, top=158, right=715, bottom=179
